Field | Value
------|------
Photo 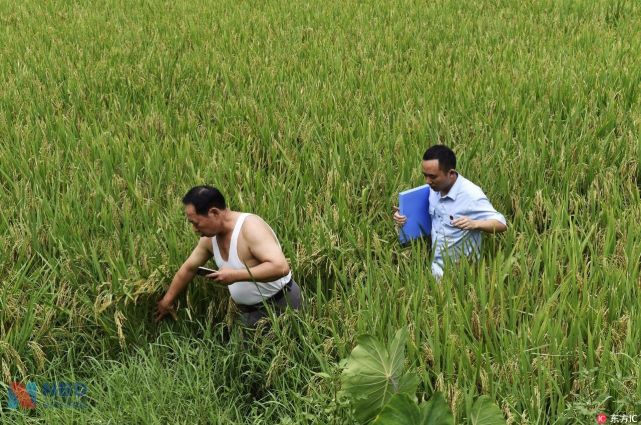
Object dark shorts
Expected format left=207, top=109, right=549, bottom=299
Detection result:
left=235, top=279, right=302, bottom=328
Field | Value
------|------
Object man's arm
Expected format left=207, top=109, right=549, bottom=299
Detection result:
left=210, top=216, right=289, bottom=284
left=453, top=217, right=507, bottom=233
left=451, top=196, right=508, bottom=234
left=155, top=237, right=212, bottom=322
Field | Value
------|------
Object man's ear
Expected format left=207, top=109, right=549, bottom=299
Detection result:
left=208, top=207, right=221, bottom=217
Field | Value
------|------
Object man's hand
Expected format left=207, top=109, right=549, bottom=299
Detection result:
left=206, top=267, right=238, bottom=285
left=451, top=216, right=478, bottom=230
left=392, top=206, right=407, bottom=226
left=155, top=297, right=177, bottom=323
left=155, top=237, right=213, bottom=324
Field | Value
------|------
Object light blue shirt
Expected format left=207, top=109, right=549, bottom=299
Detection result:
left=429, top=174, right=506, bottom=279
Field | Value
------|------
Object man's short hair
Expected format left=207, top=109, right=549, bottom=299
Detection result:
left=423, top=145, right=456, bottom=172
left=182, top=186, right=226, bottom=215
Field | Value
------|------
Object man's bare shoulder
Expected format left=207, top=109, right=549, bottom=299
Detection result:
left=196, top=236, right=214, bottom=253
left=241, top=214, right=276, bottom=240
left=243, top=214, right=270, bottom=229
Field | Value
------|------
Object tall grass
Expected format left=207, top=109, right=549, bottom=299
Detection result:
left=1, top=0, right=640, bottom=423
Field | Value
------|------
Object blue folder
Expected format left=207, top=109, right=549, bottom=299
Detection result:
left=399, top=185, right=432, bottom=244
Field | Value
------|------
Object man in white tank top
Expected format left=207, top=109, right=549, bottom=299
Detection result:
left=155, top=186, right=302, bottom=327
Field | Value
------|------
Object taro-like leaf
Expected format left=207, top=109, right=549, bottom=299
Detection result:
left=341, top=328, right=419, bottom=423
left=469, top=395, right=506, bottom=425
left=372, top=393, right=420, bottom=424
left=373, top=391, right=454, bottom=425
left=420, top=391, right=454, bottom=425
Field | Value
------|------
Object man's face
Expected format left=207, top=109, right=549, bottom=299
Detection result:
left=422, top=159, right=455, bottom=193
left=184, top=204, right=221, bottom=237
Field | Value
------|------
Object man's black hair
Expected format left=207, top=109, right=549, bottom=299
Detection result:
left=423, top=145, right=457, bottom=172
left=182, top=186, right=226, bottom=215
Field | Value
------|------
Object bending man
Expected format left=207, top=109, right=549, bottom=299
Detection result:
left=156, top=185, right=302, bottom=327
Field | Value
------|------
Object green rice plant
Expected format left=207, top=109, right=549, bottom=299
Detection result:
left=1, top=0, right=641, bottom=422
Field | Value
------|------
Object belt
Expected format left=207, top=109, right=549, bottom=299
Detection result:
left=236, top=280, right=293, bottom=313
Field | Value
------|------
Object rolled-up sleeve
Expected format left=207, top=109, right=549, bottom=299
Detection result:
left=468, top=197, right=507, bottom=225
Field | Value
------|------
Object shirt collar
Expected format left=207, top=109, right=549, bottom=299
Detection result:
left=440, top=173, right=462, bottom=201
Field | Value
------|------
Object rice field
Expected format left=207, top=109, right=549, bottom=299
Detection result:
left=1, top=0, right=640, bottom=423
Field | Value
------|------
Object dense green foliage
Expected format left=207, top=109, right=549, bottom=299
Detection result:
left=341, top=328, right=420, bottom=423
left=340, top=328, right=501, bottom=424
left=1, top=0, right=640, bottom=423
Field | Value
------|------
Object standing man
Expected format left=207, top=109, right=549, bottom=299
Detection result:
left=393, top=145, right=507, bottom=279
left=155, top=185, right=302, bottom=327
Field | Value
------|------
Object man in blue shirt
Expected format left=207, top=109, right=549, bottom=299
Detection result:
left=393, top=145, right=507, bottom=279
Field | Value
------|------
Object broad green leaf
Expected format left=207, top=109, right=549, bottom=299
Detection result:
left=469, top=396, right=506, bottom=425
left=372, top=394, right=421, bottom=425
left=341, top=328, right=418, bottom=423
left=420, top=392, right=454, bottom=425
left=398, top=374, right=421, bottom=396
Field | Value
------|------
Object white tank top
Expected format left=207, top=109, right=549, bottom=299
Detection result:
left=211, top=213, right=291, bottom=305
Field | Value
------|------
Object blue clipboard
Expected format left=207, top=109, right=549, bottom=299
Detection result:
left=399, top=185, right=431, bottom=244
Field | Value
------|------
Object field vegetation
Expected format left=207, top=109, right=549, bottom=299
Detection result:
left=1, top=0, right=640, bottom=423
